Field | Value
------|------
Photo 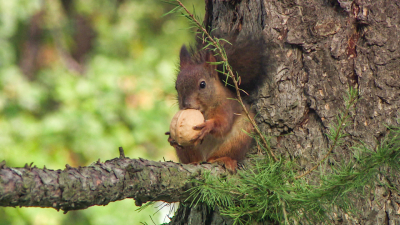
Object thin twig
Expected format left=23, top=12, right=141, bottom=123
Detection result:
left=176, top=0, right=278, bottom=162
left=279, top=197, right=289, bottom=225
left=119, top=147, right=125, bottom=159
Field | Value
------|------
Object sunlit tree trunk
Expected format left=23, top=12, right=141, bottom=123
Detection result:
left=169, top=0, right=400, bottom=224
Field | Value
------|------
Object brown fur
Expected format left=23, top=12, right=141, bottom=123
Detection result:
left=168, top=45, right=255, bottom=172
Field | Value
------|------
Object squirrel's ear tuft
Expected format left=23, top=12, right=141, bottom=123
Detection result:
left=205, top=51, right=217, bottom=63
left=180, top=45, right=191, bottom=68
left=205, top=51, right=218, bottom=77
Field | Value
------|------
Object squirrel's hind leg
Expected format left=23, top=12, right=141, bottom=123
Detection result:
left=207, top=156, right=238, bottom=172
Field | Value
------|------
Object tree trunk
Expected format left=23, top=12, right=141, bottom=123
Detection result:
left=169, top=0, right=400, bottom=224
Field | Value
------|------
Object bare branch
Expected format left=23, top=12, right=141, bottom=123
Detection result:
left=0, top=158, right=226, bottom=212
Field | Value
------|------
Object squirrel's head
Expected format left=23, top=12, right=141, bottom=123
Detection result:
left=176, top=45, right=223, bottom=114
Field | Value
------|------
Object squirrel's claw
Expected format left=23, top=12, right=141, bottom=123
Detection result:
left=208, top=157, right=237, bottom=173
left=193, top=123, right=206, bottom=130
left=191, top=122, right=212, bottom=145
left=167, top=133, right=183, bottom=150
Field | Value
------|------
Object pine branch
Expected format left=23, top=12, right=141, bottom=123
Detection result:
left=190, top=126, right=400, bottom=223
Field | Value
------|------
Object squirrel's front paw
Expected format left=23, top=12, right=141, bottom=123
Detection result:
left=191, top=121, right=212, bottom=145
left=165, top=131, right=183, bottom=149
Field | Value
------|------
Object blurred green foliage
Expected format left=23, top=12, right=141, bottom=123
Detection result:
left=0, top=0, right=203, bottom=224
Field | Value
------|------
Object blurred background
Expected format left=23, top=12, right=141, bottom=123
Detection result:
left=0, top=0, right=203, bottom=224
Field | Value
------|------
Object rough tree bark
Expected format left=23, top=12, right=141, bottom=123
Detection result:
left=0, top=156, right=227, bottom=211
left=169, top=0, right=400, bottom=224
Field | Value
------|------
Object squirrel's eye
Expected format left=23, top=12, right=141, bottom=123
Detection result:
left=199, top=81, right=206, bottom=89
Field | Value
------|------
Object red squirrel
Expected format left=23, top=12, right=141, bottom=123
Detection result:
left=167, top=35, right=265, bottom=171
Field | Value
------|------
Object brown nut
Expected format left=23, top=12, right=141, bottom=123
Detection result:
left=169, top=109, right=204, bottom=146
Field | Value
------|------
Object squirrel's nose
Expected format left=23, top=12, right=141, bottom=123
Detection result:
left=182, top=101, right=192, bottom=109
